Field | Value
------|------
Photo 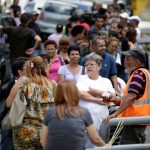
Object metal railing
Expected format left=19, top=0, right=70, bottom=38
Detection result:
left=87, top=143, right=150, bottom=150
left=109, top=116, right=150, bottom=126
left=87, top=116, right=150, bottom=150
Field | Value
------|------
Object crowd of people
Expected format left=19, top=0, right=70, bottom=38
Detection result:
left=0, top=0, right=150, bottom=150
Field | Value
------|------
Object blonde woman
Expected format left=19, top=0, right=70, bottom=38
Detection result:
left=6, top=56, right=57, bottom=149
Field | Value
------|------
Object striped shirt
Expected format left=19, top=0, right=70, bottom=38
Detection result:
left=128, top=69, right=146, bottom=99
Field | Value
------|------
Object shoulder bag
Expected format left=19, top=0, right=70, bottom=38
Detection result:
left=1, top=87, right=27, bottom=130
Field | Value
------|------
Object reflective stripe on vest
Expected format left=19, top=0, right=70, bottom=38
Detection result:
left=134, top=99, right=150, bottom=105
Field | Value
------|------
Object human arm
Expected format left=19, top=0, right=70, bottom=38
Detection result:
left=5, top=78, right=23, bottom=108
left=88, top=86, right=115, bottom=98
left=104, top=93, right=137, bottom=121
left=57, top=66, right=65, bottom=83
left=25, top=35, right=41, bottom=55
left=40, top=125, right=48, bottom=149
left=104, top=69, right=146, bottom=121
left=88, top=87, right=103, bottom=97
left=77, top=75, right=108, bottom=105
left=110, top=75, right=121, bottom=96
left=58, top=74, right=65, bottom=83
left=87, top=124, right=106, bottom=146
left=83, top=108, right=106, bottom=146
left=88, top=88, right=116, bottom=106
left=88, top=78, right=116, bottom=104
left=107, top=94, right=121, bottom=105
left=79, top=91, right=106, bottom=105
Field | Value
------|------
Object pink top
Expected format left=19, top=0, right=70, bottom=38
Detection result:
left=49, top=55, right=64, bottom=82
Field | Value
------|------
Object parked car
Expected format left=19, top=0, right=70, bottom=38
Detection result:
left=56, top=0, right=93, bottom=13
left=36, top=1, right=77, bottom=40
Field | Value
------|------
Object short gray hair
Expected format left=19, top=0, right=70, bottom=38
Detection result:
left=92, top=36, right=105, bottom=46
left=86, top=52, right=102, bottom=66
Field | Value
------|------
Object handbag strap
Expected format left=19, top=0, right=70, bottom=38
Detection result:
left=20, top=76, right=28, bottom=88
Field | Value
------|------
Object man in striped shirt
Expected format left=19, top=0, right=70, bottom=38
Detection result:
left=104, top=49, right=149, bottom=144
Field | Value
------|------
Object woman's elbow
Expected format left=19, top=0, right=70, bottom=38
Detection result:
left=6, top=99, right=12, bottom=108
left=40, top=140, right=45, bottom=149
left=91, top=137, right=106, bottom=147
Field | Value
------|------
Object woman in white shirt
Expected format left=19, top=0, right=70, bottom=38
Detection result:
left=58, top=45, right=83, bottom=84
left=76, top=52, right=115, bottom=148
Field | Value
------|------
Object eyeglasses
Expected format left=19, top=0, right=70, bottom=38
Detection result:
left=85, top=63, right=97, bottom=67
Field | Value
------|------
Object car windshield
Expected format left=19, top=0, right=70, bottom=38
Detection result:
left=45, top=3, right=75, bottom=15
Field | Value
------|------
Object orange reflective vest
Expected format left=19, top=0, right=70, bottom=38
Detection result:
left=118, top=68, right=150, bottom=117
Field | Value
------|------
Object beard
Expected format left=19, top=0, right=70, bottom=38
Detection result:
left=125, top=64, right=136, bottom=74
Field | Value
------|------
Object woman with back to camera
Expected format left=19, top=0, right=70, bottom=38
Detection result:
left=5, top=56, right=57, bottom=149
left=40, top=80, right=106, bottom=150
left=58, top=45, right=83, bottom=84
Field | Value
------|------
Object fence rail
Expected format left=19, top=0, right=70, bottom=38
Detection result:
left=109, top=116, right=150, bottom=126
left=86, top=143, right=150, bottom=150
left=87, top=116, right=150, bottom=150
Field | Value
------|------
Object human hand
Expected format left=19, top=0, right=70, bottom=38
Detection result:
left=96, top=98, right=108, bottom=105
left=102, top=114, right=116, bottom=123
left=25, top=48, right=34, bottom=55
left=102, top=91, right=112, bottom=103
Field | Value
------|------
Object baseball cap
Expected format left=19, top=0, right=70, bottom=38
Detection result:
left=121, top=49, right=146, bottom=63
left=119, top=12, right=129, bottom=19
left=117, top=0, right=125, bottom=4
left=129, top=16, right=141, bottom=23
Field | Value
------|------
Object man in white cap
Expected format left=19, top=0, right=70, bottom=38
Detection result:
left=129, top=16, right=141, bottom=42
left=119, top=12, right=129, bottom=27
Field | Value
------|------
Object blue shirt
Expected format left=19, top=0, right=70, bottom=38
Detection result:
left=88, top=26, right=106, bottom=35
left=100, top=52, right=117, bottom=78
left=69, top=36, right=78, bottom=46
